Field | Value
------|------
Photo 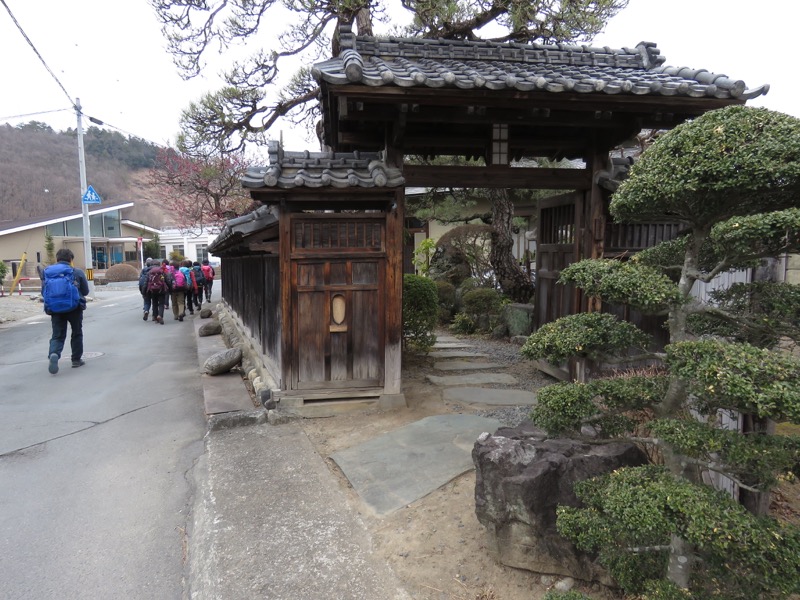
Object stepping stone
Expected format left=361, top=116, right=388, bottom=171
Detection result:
left=427, top=373, right=518, bottom=386
left=331, top=414, right=501, bottom=515
left=428, top=350, right=489, bottom=359
left=434, top=360, right=503, bottom=371
left=434, top=334, right=463, bottom=343
left=432, top=342, right=474, bottom=349
left=443, top=387, right=538, bottom=406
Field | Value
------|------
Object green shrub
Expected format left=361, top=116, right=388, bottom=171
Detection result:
left=449, top=313, right=476, bottom=334
left=0, top=260, right=7, bottom=281
left=543, top=591, right=592, bottom=600
left=462, top=287, right=503, bottom=316
left=402, top=274, right=438, bottom=351
left=435, top=280, right=456, bottom=324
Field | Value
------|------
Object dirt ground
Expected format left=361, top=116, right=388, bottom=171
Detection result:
left=300, top=349, right=617, bottom=600
left=299, top=345, right=800, bottom=600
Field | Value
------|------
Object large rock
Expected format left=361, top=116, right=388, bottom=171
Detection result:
left=203, top=348, right=242, bottom=375
left=198, top=321, right=223, bottom=337
left=472, top=422, right=648, bottom=585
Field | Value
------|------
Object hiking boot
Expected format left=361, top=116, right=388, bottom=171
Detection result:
left=178, top=315, right=184, bottom=322
left=157, top=316, right=164, bottom=324
left=71, top=359, right=85, bottom=368
left=143, top=311, right=149, bottom=321
left=48, top=353, right=59, bottom=374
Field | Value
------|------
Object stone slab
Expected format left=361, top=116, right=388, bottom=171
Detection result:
left=434, top=360, right=503, bottom=371
left=428, top=350, right=489, bottom=359
left=443, top=386, right=538, bottom=406
left=432, top=342, right=474, bottom=349
left=194, top=316, right=253, bottom=415
left=426, top=373, right=518, bottom=386
left=331, top=414, right=500, bottom=516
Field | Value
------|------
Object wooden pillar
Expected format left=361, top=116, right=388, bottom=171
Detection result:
left=586, top=143, right=609, bottom=313
left=382, top=188, right=404, bottom=398
left=279, top=206, right=293, bottom=391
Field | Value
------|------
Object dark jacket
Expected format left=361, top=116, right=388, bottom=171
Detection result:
left=138, top=265, right=153, bottom=295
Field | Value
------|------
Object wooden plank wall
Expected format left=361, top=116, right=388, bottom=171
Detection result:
left=221, top=255, right=281, bottom=364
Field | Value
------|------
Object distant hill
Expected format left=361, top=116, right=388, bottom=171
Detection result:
left=0, top=121, right=168, bottom=227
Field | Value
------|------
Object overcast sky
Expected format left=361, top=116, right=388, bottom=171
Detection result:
left=0, top=0, right=797, bottom=154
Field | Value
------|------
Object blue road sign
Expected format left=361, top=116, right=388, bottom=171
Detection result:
left=82, top=185, right=102, bottom=204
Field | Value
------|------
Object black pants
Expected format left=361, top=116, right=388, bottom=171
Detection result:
left=150, top=293, right=167, bottom=320
left=48, top=308, right=84, bottom=360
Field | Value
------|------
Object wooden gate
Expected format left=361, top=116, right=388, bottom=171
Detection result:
left=289, top=216, right=386, bottom=392
left=535, top=192, right=584, bottom=328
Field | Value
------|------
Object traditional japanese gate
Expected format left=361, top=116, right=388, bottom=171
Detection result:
left=290, top=215, right=386, bottom=391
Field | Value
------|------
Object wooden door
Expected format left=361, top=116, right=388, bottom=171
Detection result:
left=535, top=192, right=583, bottom=328
left=292, top=258, right=385, bottom=390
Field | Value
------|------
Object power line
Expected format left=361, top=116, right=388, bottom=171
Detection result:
left=0, top=107, right=73, bottom=122
left=0, top=0, right=75, bottom=108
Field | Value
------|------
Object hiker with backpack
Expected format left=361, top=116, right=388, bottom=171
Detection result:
left=138, top=257, right=155, bottom=321
left=191, top=261, right=206, bottom=312
left=180, top=259, right=197, bottom=316
left=42, top=248, right=90, bottom=374
left=169, top=260, right=188, bottom=321
left=200, top=259, right=216, bottom=303
left=145, top=262, right=172, bottom=324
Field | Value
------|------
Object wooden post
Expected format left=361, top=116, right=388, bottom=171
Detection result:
left=279, top=207, right=293, bottom=391
left=382, top=188, right=404, bottom=398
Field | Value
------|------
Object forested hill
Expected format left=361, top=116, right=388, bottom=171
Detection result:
left=0, top=121, right=166, bottom=227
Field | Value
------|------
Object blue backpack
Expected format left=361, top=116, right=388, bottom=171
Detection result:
left=43, top=263, right=81, bottom=313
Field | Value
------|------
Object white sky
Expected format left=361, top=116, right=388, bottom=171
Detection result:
left=0, top=0, right=797, bottom=154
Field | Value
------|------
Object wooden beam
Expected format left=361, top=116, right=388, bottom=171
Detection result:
left=403, top=165, right=592, bottom=189
left=248, top=242, right=279, bottom=254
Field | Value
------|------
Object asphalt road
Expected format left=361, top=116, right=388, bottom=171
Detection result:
left=0, top=288, right=207, bottom=599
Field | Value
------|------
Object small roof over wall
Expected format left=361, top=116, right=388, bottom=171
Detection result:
left=242, top=140, right=404, bottom=193
left=210, top=142, right=405, bottom=255
left=313, top=24, right=769, bottom=159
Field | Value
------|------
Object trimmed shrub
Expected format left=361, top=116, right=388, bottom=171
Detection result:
left=435, top=280, right=456, bottom=324
left=402, top=274, right=438, bottom=352
left=461, top=287, right=504, bottom=332
left=105, top=263, right=139, bottom=282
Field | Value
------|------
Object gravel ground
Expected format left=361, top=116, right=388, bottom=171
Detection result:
left=0, top=294, right=45, bottom=324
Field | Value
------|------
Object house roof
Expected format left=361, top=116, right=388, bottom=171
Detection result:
left=0, top=202, right=134, bottom=237
left=314, top=26, right=768, bottom=101
left=313, top=25, right=769, bottom=158
left=242, top=140, right=405, bottom=191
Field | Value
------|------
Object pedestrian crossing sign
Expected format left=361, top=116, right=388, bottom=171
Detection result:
left=82, top=185, right=102, bottom=204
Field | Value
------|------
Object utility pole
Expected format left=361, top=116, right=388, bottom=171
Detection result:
left=75, top=98, right=95, bottom=297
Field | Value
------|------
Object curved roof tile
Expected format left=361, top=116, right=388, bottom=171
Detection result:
left=312, top=25, right=769, bottom=101
left=242, top=140, right=405, bottom=190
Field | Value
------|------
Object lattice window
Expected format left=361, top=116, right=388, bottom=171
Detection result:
left=293, top=220, right=383, bottom=250
left=540, top=205, right=575, bottom=245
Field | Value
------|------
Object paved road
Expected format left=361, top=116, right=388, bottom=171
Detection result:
left=0, top=289, right=206, bottom=599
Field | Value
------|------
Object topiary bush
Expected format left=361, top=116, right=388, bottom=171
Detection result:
left=461, top=287, right=504, bottom=332
left=402, top=274, right=438, bottom=352
left=105, top=263, right=139, bottom=282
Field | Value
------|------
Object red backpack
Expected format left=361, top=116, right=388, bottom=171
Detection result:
left=201, top=264, right=215, bottom=281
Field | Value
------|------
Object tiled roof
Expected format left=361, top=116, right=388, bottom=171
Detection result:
left=312, top=25, right=768, bottom=101
left=208, top=204, right=279, bottom=254
left=242, top=140, right=405, bottom=190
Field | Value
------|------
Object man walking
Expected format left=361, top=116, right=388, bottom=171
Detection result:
left=42, top=248, right=90, bottom=374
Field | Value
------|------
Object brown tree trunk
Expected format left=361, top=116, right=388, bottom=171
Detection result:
left=740, top=415, right=775, bottom=515
left=489, top=189, right=534, bottom=303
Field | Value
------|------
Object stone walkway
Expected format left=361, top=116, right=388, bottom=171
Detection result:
left=331, top=334, right=538, bottom=515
